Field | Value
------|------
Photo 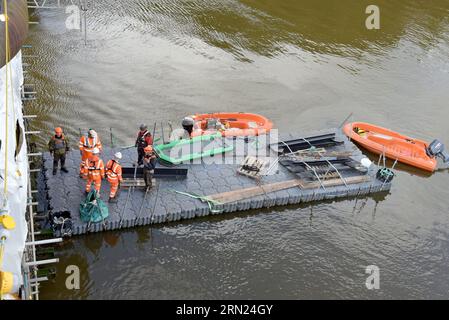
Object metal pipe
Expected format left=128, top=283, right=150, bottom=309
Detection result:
left=152, top=121, right=157, bottom=139
left=26, top=238, right=63, bottom=246
left=29, top=277, right=48, bottom=284
left=338, top=112, right=353, bottom=129
left=160, top=121, right=165, bottom=144
left=25, top=258, right=59, bottom=267
left=110, top=127, right=114, bottom=148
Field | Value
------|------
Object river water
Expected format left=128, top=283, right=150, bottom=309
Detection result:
left=25, top=0, right=449, bottom=299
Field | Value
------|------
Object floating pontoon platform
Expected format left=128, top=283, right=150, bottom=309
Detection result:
left=39, top=129, right=392, bottom=236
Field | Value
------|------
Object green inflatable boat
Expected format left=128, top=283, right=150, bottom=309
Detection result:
left=154, top=133, right=234, bottom=165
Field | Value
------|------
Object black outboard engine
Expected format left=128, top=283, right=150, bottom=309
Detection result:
left=427, top=139, right=449, bottom=164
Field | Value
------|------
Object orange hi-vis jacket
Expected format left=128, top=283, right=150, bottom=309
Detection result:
left=79, top=135, right=102, bottom=160
left=84, top=157, right=105, bottom=180
left=106, top=160, right=123, bottom=183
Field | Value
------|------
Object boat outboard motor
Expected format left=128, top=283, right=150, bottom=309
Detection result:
left=427, top=139, right=449, bottom=163
left=182, top=117, right=194, bottom=135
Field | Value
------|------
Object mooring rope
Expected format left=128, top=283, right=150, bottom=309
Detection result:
left=170, top=189, right=223, bottom=214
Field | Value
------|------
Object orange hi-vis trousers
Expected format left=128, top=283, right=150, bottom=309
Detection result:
left=84, top=158, right=105, bottom=194
left=86, top=177, right=102, bottom=193
left=106, top=160, right=122, bottom=199
left=108, top=180, right=119, bottom=198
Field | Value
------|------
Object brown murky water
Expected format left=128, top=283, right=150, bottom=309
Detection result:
left=24, top=0, right=449, bottom=299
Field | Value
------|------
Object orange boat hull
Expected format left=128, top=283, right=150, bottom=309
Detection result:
left=190, top=112, right=273, bottom=137
left=343, top=122, right=437, bottom=172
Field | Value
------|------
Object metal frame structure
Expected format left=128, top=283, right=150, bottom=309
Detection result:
left=27, top=0, right=87, bottom=9
left=27, top=0, right=61, bottom=9
left=20, top=47, right=62, bottom=300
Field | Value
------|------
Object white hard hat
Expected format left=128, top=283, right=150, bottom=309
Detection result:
left=92, top=147, right=100, bottom=155
left=88, top=129, right=97, bottom=137
left=114, top=152, right=122, bottom=160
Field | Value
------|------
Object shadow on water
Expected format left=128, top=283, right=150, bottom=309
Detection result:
left=142, top=190, right=390, bottom=229
left=40, top=191, right=391, bottom=299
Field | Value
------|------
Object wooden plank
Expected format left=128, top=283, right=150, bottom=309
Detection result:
left=300, top=175, right=370, bottom=189
left=209, top=180, right=301, bottom=203
left=208, top=175, right=370, bottom=204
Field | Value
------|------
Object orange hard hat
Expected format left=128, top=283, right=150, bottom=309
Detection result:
left=144, top=145, right=153, bottom=153
left=55, top=127, right=63, bottom=134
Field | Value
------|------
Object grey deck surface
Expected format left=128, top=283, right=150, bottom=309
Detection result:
left=40, top=129, right=391, bottom=235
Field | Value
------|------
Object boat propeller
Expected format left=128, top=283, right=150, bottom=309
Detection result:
left=427, top=139, right=449, bottom=164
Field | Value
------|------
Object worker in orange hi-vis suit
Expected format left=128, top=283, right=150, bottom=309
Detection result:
left=106, top=152, right=123, bottom=202
left=79, top=129, right=102, bottom=176
left=84, top=147, right=105, bottom=196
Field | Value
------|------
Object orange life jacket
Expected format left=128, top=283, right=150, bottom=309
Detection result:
left=106, top=160, right=122, bottom=182
left=79, top=136, right=102, bottom=153
left=85, top=157, right=105, bottom=179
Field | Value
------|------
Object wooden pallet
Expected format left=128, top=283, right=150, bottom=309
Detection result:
left=237, top=156, right=270, bottom=179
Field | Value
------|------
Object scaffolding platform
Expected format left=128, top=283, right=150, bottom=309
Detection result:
left=39, top=128, right=392, bottom=236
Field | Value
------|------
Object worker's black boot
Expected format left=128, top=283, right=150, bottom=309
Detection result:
left=108, top=196, right=117, bottom=203
left=61, top=167, right=69, bottom=173
left=52, top=160, right=58, bottom=175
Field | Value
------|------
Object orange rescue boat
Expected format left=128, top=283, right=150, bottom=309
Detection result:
left=186, top=112, right=273, bottom=137
left=343, top=122, right=448, bottom=172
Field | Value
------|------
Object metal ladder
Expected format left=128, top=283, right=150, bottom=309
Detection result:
left=20, top=45, right=62, bottom=300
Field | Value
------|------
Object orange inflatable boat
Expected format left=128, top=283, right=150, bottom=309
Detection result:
left=185, top=113, right=274, bottom=137
left=343, top=122, right=448, bottom=172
